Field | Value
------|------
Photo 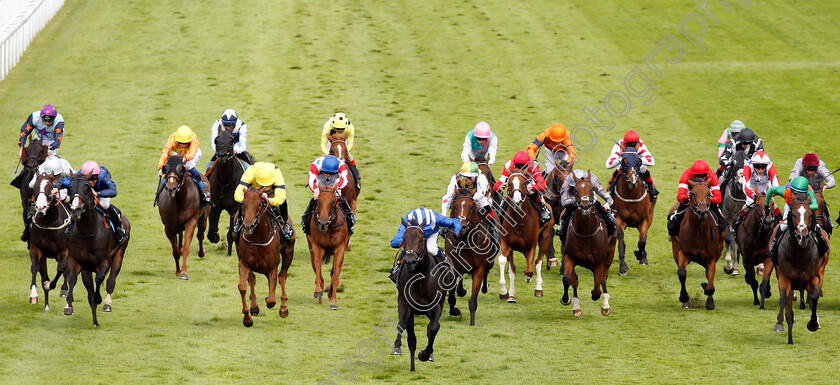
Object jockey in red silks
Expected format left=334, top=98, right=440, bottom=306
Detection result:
left=667, top=159, right=728, bottom=236
left=733, top=151, right=781, bottom=230
left=493, top=151, right=552, bottom=224
left=605, top=130, right=659, bottom=200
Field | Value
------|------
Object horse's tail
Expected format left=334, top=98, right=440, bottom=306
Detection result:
left=323, top=253, right=332, bottom=265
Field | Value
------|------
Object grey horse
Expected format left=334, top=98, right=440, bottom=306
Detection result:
left=720, top=150, right=749, bottom=276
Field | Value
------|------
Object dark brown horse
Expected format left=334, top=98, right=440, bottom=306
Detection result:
left=207, top=129, right=245, bottom=255
left=27, top=173, right=70, bottom=309
left=15, top=139, right=49, bottom=242
left=329, top=140, right=358, bottom=213
left=65, top=173, right=130, bottom=326
left=497, top=173, right=554, bottom=302
left=807, top=176, right=831, bottom=237
left=444, top=191, right=497, bottom=325
left=560, top=173, right=617, bottom=317
left=670, top=178, right=725, bottom=309
left=306, top=184, right=350, bottom=310
left=235, top=187, right=294, bottom=327
left=735, top=191, right=776, bottom=307
left=612, top=148, right=655, bottom=275
left=390, top=220, right=445, bottom=372
left=543, top=158, right=573, bottom=269
left=772, top=194, right=829, bottom=344
left=158, top=155, right=208, bottom=280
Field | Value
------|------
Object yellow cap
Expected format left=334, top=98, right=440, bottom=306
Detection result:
left=175, top=125, right=195, bottom=143
left=330, top=112, right=350, bottom=129
left=255, top=164, right=275, bottom=187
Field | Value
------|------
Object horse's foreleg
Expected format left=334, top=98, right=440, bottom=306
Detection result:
left=534, top=259, right=544, bottom=298
left=774, top=275, right=790, bottom=333
left=561, top=254, right=573, bottom=305
left=329, top=247, right=346, bottom=310
left=447, top=289, right=460, bottom=317
left=392, top=304, right=409, bottom=355
left=165, top=228, right=181, bottom=278
left=807, top=278, right=821, bottom=332
left=207, top=206, right=221, bottom=244
left=570, top=266, right=581, bottom=317
left=591, top=265, right=604, bottom=301
left=179, top=219, right=198, bottom=279
left=63, top=259, right=81, bottom=316
left=278, top=247, right=292, bottom=318
left=197, top=211, right=207, bottom=258
left=81, top=271, right=98, bottom=327
left=676, top=250, right=690, bottom=307
left=418, top=309, right=442, bottom=363
left=785, top=284, right=795, bottom=344
left=238, top=262, right=253, bottom=327
left=28, top=248, right=42, bottom=305
left=637, top=218, right=651, bottom=265
left=744, top=264, right=759, bottom=306
left=103, top=248, right=124, bottom=312
left=600, top=275, right=611, bottom=316
left=407, top=313, right=416, bottom=372
left=469, top=266, right=484, bottom=326
left=498, top=250, right=509, bottom=299
left=507, top=255, right=517, bottom=303
left=247, top=271, right=258, bottom=315
left=226, top=214, right=235, bottom=256
left=93, top=262, right=108, bottom=306
left=702, top=259, right=716, bottom=310
left=310, top=244, right=325, bottom=303
left=759, top=257, right=775, bottom=309
left=616, top=222, right=628, bottom=275
left=266, top=267, right=278, bottom=309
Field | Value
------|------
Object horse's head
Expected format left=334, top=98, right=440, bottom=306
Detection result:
left=24, top=139, right=48, bottom=168
left=752, top=191, right=776, bottom=231
left=329, top=140, right=348, bottom=161
left=242, top=187, right=267, bottom=235
left=401, top=218, right=427, bottom=273
left=687, top=178, right=711, bottom=220
left=164, top=155, right=187, bottom=197
left=505, top=173, right=528, bottom=206
left=69, top=173, right=95, bottom=221
left=214, top=129, right=235, bottom=161
left=572, top=171, right=595, bottom=216
left=33, top=173, right=58, bottom=217
left=619, top=149, right=641, bottom=189
left=451, top=193, right=477, bottom=230
left=790, top=193, right=814, bottom=247
left=315, top=184, right=340, bottom=232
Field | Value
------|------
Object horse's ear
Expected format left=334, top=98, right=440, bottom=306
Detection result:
left=401, top=218, right=409, bottom=228
left=587, top=170, right=591, bottom=180
left=572, top=172, right=580, bottom=182
left=687, top=179, right=697, bottom=188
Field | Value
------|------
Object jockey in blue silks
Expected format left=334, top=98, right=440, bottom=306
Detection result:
left=389, top=207, right=462, bottom=282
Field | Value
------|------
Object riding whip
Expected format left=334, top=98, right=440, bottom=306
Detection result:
left=153, top=175, right=162, bottom=207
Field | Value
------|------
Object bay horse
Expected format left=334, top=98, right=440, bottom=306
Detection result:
left=27, top=173, right=70, bottom=310
left=207, top=129, right=245, bottom=255
left=772, top=193, right=829, bottom=344
left=560, top=172, right=617, bottom=317
left=306, top=184, right=350, bottom=310
left=390, top=219, right=445, bottom=372
left=444, top=191, right=497, bottom=325
left=15, top=139, right=49, bottom=242
left=497, top=172, right=554, bottom=302
left=543, top=158, right=573, bottom=269
left=612, top=148, right=655, bottom=276
left=734, top=191, right=776, bottom=307
left=158, top=155, right=208, bottom=280
left=807, top=176, right=831, bottom=238
left=329, top=140, right=358, bottom=212
left=235, top=187, right=294, bottom=327
left=721, top=150, right=749, bottom=276
left=670, top=178, right=725, bottom=309
left=65, top=173, right=130, bottom=326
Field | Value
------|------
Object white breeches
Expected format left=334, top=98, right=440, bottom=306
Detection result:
left=185, top=148, right=202, bottom=171
left=99, top=197, right=111, bottom=209
left=780, top=204, right=790, bottom=231
left=427, top=231, right=440, bottom=256
left=543, top=149, right=570, bottom=174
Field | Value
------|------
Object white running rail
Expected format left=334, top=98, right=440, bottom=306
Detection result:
left=0, top=0, right=65, bottom=81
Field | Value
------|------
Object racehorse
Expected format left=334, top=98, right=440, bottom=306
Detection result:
left=206, top=129, right=245, bottom=255
left=158, top=155, right=208, bottom=280
left=65, top=173, right=130, bottom=326
left=27, top=173, right=70, bottom=309
left=543, top=158, right=573, bottom=269
left=721, top=150, right=749, bottom=276
left=443, top=191, right=497, bottom=325
left=15, top=139, right=49, bottom=242
left=670, top=178, right=725, bottom=309
left=329, top=140, right=358, bottom=212
left=612, top=148, right=655, bottom=276
left=734, top=191, right=775, bottom=307
left=772, top=193, right=829, bottom=344
left=560, top=172, right=617, bottom=317
left=807, top=175, right=831, bottom=238
left=235, top=187, right=294, bottom=327
left=306, top=183, right=350, bottom=310
left=497, top=173, right=554, bottom=302
left=390, top=219, right=445, bottom=372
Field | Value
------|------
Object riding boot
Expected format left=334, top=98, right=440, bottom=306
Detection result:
left=10, top=170, right=25, bottom=189
left=188, top=168, right=212, bottom=206
left=768, top=228, right=785, bottom=265
left=21, top=225, right=30, bottom=242
left=556, top=208, right=574, bottom=240
left=478, top=205, right=500, bottom=244
left=339, top=198, right=356, bottom=234
left=347, top=162, right=361, bottom=192
left=597, top=204, right=617, bottom=236
left=106, top=205, right=126, bottom=243
left=814, top=226, right=829, bottom=256
left=712, top=204, right=729, bottom=232
left=668, top=203, right=688, bottom=237
left=640, top=169, right=658, bottom=200
left=300, top=198, right=317, bottom=235
left=528, top=193, right=551, bottom=225
left=389, top=252, right=404, bottom=284
left=236, top=151, right=255, bottom=165
left=232, top=211, right=243, bottom=236
left=277, top=202, right=294, bottom=239
left=733, top=205, right=750, bottom=231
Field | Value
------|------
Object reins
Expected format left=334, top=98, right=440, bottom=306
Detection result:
left=241, top=190, right=279, bottom=246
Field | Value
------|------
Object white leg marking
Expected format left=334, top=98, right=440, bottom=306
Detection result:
left=602, top=293, right=611, bottom=310
left=535, top=261, right=543, bottom=291
left=572, top=297, right=581, bottom=311
left=30, top=285, right=38, bottom=299
left=105, top=294, right=112, bottom=306
left=508, top=262, right=516, bottom=298
left=498, top=254, right=508, bottom=295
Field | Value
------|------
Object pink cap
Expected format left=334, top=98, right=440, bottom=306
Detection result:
left=81, top=160, right=101, bottom=176
left=474, top=122, right=492, bottom=138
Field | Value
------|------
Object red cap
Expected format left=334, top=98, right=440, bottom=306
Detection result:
left=690, top=159, right=710, bottom=175
left=803, top=153, right=820, bottom=167
left=623, top=130, right=639, bottom=143
left=513, top=151, right=530, bottom=166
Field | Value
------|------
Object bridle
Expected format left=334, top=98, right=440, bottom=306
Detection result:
left=687, top=180, right=712, bottom=219
left=164, top=164, right=187, bottom=196
left=241, top=188, right=277, bottom=246
left=329, top=140, right=348, bottom=160
left=315, top=189, right=345, bottom=231
left=32, top=174, right=70, bottom=230
left=574, top=179, right=595, bottom=215
left=401, top=225, right=427, bottom=269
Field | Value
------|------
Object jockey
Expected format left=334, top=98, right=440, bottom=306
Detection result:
left=605, top=130, right=659, bottom=200
left=526, top=123, right=578, bottom=174
left=210, top=109, right=255, bottom=165
left=667, top=160, right=728, bottom=236
left=461, top=122, right=498, bottom=165
left=556, top=169, right=616, bottom=241
left=233, top=162, right=294, bottom=240
left=789, top=153, right=835, bottom=192
left=492, top=151, right=552, bottom=224
left=157, top=125, right=211, bottom=206
left=300, top=155, right=356, bottom=235
left=59, top=161, right=125, bottom=243
left=12, top=105, right=65, bottom=188
left=765, top=176, right=827, bottom=261
left=388, top=207, right=462, bottom=282
left=716, top=119, right=745, bottom=163
left=733, top=151, right=780, bottom=229
left=321, top=112, right=361, bottom=192
left=441, top=161, right=497, bottom=239
left=28, top=156, right=75, bottom=201
left=719, top=126, right=763, bottom=175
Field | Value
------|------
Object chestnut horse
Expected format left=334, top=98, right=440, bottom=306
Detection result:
left=15, top=139, right=49, bottom=242
left=772, top=194, right=829, bottom=344
left=235, top=187, right=295, bottom=327
left=444, top=191, right=497, bottom=325
left=612, top=148, right=655, bottom=276
left=544, top=159, right=573, bottom=269
left=734, top=191, right=776, bottom=307
left=390, top=220, right=445, bottom=372
left=27, top=173, right=70, bottom=309
left=670, top=178, right=725, bottom=309
left=329, top=140, right=358, bottom=212
left=306, top=184, right=350, bottom=310
left=65, top=173, right=130, bottom=326
left=497, top=173, right=554, bottom=303
left=560, top=172, right=617, bottom=317
left=158, top=155, right=208, bottom=280
left=207, top=129, right=245, bottom=255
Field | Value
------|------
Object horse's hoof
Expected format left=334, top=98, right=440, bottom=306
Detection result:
left=391, top=347, right=402, bottom=356
left=250, top=306, right=260, bottom=315
left=102, top=304, right=112, bottom=312
left=44, top=304, right=50, bottom=311
left=731, top=268, right=740, bottom=276
left=619, top=262, right=629, bottom=276
left=64, top=306, right=73, bottom=316
left=243, top=318, right=253, bottom=328
left=207, top=232, right=220, bottom=244
left=456, top=286, right=467, bottom=297
left=800, top=302, right=806, bottom=310
left=561, top=295, right=570, bottom=306
left=94, top=293, right=102, bottom=305
left=507, top=296, right=516, bottom=303
left=314, top=291, right=323, bottom=299
left=773, top=323, right=785, bottom=332
left=198, top=251, right=205, bottom=259
left=548, top=258, right=558, bottom=268
left=449, top=308, right=461, bottom=317
left=573, top=309, right=582, bottom=317
left=329, top=304, right=338, bottom=310
left=59, top=290, right=68, bottom=298
left=29, top=297, right=38, bottom=305
left=499, top=292, right=509, bottom=300
left=792, top=292, right=798, bottom=301
left=681, top=302, right=690, bottom=309
left=807, top=320, right=820, bottom=332
left=638, top=257, right=648, bottom=266
left=705, top=300, right=715, bottom=310
left=601, top=307, right=611, bottom=316
left=265, top=297, right=276, bottom=309
left=418, top=349, right=429, bottom=362
left=279, top=308, right=289, bottom=318
left=178, top=272, right=189, bottom=280
left=723, top=265, right=733, bottom=275
left=534, top=290, right=543, bottom=298
left=525, top=276, right=532, bottom=283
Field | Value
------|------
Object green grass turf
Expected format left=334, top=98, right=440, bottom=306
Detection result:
left=1, top=0, right=839, bottom=383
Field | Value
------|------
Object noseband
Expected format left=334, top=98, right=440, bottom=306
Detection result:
left=242, top=189, right=277, bottom=246
left=164, top=168, right=186, bottom=196
left=315, top=190, right=345, bottom=230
